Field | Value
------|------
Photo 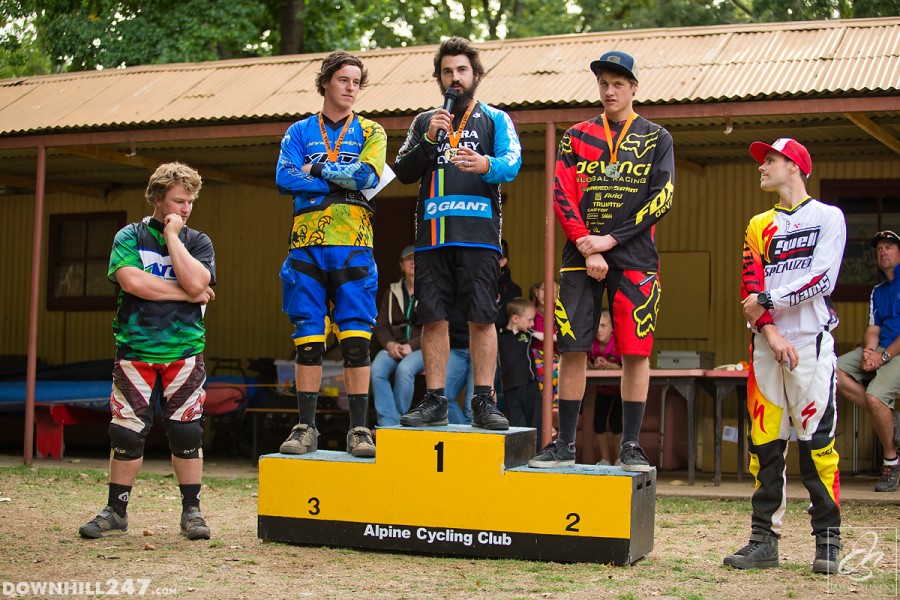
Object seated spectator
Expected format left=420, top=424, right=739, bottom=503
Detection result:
left=587, top=309, right=623, bottom=466
left=445, top=307, right=473, bottom=424
left=836, top=230, right=900, bottom=492
left=371, top=246, right=423, bottom=427
left=498, top=298, right=542, bottom=446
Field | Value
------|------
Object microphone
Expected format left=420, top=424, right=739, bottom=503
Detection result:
left=439, top=87, right=459, bottom=141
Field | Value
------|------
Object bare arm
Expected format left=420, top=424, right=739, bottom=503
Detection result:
left=114, top=266, right=212, bottom=304
left=164, top=214, right=211, bottom=297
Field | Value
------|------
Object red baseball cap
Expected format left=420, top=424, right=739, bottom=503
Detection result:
left=749, top=138, right=812, bottom=177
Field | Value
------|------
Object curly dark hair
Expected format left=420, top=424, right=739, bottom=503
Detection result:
left=315, top=50, right=368, bottom=96
left=432, top=37, right=485, bottom=83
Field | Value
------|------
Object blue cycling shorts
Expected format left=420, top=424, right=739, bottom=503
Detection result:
left=280, top=246, right=378, bottom=344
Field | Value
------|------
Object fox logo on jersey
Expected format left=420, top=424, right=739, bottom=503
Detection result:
left=619, top=130, right=660, bottom=159
left=559, top=133, right=573, bottom=156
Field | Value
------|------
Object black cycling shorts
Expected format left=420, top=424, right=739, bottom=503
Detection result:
left=414, top=247, right=500, bottom=325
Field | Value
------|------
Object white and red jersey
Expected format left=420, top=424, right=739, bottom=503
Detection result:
left=741, top=196, right=846, bottom=346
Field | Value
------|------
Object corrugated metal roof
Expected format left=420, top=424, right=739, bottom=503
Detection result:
left=0, top=17, right=897, bottom=136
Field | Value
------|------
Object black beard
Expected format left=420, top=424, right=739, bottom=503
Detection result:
left=450, top=82, right=478, bottom=115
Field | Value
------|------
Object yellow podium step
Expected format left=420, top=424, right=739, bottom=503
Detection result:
left=258, top=425, right=655, bottom=564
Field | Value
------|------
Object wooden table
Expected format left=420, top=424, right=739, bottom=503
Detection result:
left=585, top=369, right=749, bottom=486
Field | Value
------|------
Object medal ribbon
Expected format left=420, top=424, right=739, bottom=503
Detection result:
left=601, top=112, right=637, bottom=166
left=447, top=100, right=477, bottom=149
left=318, top=112, right=354, bottom=162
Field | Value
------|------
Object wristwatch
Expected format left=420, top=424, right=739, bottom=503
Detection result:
left=882, top=351, right=892, bottom=364
left=757, top=291, right=774, bottom=310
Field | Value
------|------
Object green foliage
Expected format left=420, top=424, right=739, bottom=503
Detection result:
left=1, top=0, right=896, bottom=76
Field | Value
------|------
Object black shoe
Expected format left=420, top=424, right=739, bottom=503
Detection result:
left=528, top=439, right=576, bottom=468
left=78, top=506, right=128, bottom=539
left=471, top=392, right=509, bottom=430
left=874, top=462, right=900, bottom=492
left=620, top=441, right=652, bottom=472
left=400, top=393, right=448, bottom=427
left=813, top=540, right=841, bottom=574
left=724, top=535, right=779, bottom=569
left=180, top=506, right=211, bottom=540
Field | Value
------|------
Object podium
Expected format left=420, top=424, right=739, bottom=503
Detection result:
left=258, top=425, right=655, bottom=564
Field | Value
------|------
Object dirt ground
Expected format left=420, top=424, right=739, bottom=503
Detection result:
left=0, top=464, right=897, bottom=599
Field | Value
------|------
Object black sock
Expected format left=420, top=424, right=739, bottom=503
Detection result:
left=179, top=483, right=201, bottom=511
left=557, top=399, right=581, bottom=446
left=107, top=482, right=132, bottom=517
left=426, top=388, right=445, bottom=398
left=621, top=401, right=646, bottom=445
left=474, top=385, right=493, bottom=398
left=348, top=394, right=369, bottom=428
left=297, top=391, right=318, bottom=426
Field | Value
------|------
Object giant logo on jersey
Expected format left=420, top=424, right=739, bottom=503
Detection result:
left=619, top=130, right=660, bottom=159
left=424, top=195, right=492, bottom=219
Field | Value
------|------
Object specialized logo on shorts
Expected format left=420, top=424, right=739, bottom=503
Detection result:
left=424, top=195, right=492, bottom=220
left=619, top=130, right=660, bottom=159
left=632, top=278, right=660, bottom=338
left=554, top=298, right=575, bottom=340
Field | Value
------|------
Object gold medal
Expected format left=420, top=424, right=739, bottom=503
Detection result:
left=443, top=100, right=477, bottom=164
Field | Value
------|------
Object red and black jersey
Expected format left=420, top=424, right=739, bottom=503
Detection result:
left=554, top=114, right=675, bottom=270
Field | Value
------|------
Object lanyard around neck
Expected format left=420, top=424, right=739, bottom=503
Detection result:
left=601, top=112, right=637, bottom=165
left=318, top=112, right=354, bottom=162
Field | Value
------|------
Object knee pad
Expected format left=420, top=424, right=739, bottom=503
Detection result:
left=165, top=420, right=203, bottom=459
left=108, top=424, right=145, bottom=461
left=295, top=342, right=325, bottom=366
left=341, top=336, right=371, bottom=368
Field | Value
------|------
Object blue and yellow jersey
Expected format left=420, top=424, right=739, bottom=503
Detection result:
left=276, top=113, right=387, bottom=248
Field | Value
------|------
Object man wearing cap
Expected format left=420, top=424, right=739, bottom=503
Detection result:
left=725, top=138, right=845, bottom=574
left=371, top=245, right=424, bottom=427
left=836, top=230, right=900, bottom=493
left=530, top=50, right=673, bottom=471
left=394, top=37, right=522, bottom=431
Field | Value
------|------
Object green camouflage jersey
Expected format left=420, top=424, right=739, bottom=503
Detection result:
left=109, top=217, right=216, bottom=362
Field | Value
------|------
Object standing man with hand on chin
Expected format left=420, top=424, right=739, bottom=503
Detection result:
left=275, top=50, right=387, bottom=459
left=725, top=138, right=845, bottom=574
left=531, top=51, right=673, bottom=471
left=394, top=37, right=521, bottom=431
left=79, top=162, right=215, bottom=541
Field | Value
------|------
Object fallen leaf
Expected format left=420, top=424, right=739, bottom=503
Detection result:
left=143, top=529, right=154, bottom=536
left=144, top=543, right=156, bottom=551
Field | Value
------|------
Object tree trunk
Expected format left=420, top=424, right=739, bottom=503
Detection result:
left=280, top=0, right=305, bottom=55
